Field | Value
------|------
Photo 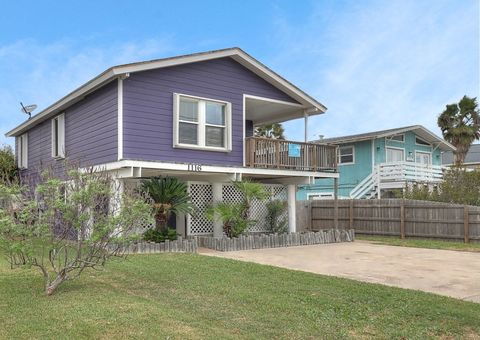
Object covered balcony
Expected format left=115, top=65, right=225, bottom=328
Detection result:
left=243, top=94, right=337, bottom=173
left=245, top=136, right=337, bottom=172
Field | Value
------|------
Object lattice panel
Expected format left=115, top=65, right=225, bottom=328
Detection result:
left=124, top=179, right=155, bottom=232
left=221, top=183, right=287, bottom=233
left=188, top=183, right=214, bottom=235
left=271, top=185, right=288, bottom=224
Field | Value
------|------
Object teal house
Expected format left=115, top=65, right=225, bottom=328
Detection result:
left=298, top=125, right=455, bottom=200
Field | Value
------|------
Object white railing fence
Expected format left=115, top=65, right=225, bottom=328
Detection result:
left=350, top=162, right=445, bottom=199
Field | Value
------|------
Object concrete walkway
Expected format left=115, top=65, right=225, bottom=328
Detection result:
left=200, top=241, right=480, bottom=303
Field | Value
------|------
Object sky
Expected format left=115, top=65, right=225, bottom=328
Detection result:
left=0, top=0, right=478, bottom=145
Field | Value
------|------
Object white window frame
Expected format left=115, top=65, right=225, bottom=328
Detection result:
left=415, top=137, right=431, bottom=147
left=51, top=113, right=65, bottom=158
left=338, top=145, right=355, bottom=165
left=17, top=133, right=28, bottom=169
left=173, top=93, right=232, bottom=152
left=386, top=146, right=405, bottom=163
left=390, top=134, right=405, bottom=142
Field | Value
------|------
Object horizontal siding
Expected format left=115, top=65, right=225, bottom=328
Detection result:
left=123, top=57, right=299, bottom=166
left=65, top=80, right=118, bottom=166
left=19, top=80, right=117, bottom=184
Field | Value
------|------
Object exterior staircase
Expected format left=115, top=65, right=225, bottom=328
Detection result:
left=349, top=170, right=378, bottom=199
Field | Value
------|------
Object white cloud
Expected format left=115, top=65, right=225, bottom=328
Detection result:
left=270, top=0, right=480, bottom=141
left=0, top=38, right=174, bottom=145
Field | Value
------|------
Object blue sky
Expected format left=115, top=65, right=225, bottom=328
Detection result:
left=0, top=0, right=478, bottom=145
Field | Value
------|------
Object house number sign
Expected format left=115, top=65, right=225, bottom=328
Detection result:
left=187, top=163, right=202, bottom=172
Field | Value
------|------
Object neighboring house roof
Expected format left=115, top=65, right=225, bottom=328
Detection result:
left=442, top=144, right=480, bottom=165
left=314, top=125, right=455, bottom=152
left=6, top=47, right=327, bottom=137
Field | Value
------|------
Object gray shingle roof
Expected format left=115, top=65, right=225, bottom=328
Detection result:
left=313, top=125, right=455, bottom=152
left=315, top=125, right=419, bottom=144
left=442, top=144, right=480, bottom=165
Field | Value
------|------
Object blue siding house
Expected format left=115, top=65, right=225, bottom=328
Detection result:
left=298, top=125, right=455, bottom=200
left=6, top=48, right=338, bottom=236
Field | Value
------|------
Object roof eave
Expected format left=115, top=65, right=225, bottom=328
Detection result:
left=6, top=69, right=117, bottom=137
left=6, top=47, right=327, bottom=137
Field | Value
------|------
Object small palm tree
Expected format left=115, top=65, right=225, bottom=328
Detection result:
left=254, top=123, right=285, bottom=139
left=140, top=177, right=194, bottom=232
left=233, top=180, right=270, bottom=219
left=438, top=96, right=480, bottom=166
left=207, top=180, right=269, bottom=237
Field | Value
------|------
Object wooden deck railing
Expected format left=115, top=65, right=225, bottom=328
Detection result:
left=245, top=137, right=337, bottom=172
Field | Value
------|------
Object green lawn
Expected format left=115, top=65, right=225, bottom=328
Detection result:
left=1, top=254, right=479, bottom=339
left=357, top=234, right=480, bottom=252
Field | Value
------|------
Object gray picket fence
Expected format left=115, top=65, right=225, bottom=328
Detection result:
left=125, top=237, right=198, bottom=254
left=196, top=229, right=355, bottom=252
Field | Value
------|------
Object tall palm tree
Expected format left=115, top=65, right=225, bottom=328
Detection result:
left=438, top=96, right=480, bottom=166
left=140, top=177, right=195, bottom=232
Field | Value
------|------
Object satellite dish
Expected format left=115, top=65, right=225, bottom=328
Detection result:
left=20, top=102, right=37, bottom=119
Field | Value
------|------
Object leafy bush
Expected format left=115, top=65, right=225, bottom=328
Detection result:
left=266, top=200, right=288, bottom=234
left=0, top=145, right=17, bottom=185
left=405, top=168, right=480, bottom=206
left=0, top=164, right=152, bottom=295
left=143, top=228, right=178, bottom=243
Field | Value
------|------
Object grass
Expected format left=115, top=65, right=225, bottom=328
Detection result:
left=1, top=254, right=479, bottom=339
left=357, top=234, right=480, bottom=252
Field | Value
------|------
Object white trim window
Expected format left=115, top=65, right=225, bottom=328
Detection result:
left=17, top=133, right=28, bottom=169
left=173, top=94, right=232, bottom=152
left=386, top=147, right=404, bottom=163
left=51, top=113, right=65, bottom=158
left=338, top=145, right=354, bottom=164
left=390, top=134, right=404, bottom=142
left=415, top=137, right=431, bottom=146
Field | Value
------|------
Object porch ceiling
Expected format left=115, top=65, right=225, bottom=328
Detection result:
left=245, top=96, right=310, bottom=126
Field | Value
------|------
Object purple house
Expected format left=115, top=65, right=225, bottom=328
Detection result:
left=6, top=48, right=338, bottom=236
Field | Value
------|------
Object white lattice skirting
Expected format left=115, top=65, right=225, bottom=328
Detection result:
left=188, top=182, right=287, bottom=236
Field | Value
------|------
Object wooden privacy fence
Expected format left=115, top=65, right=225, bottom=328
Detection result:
left=297, top=199, right=480, bottom=242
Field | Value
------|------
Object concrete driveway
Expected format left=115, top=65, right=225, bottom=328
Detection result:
left=200, top=241, right=480, bottom=303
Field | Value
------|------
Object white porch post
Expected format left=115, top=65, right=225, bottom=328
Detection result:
left=287, top=184, right=297, bottom=233
left=212, top=182, right=223, bottom=238
left=304, top=112, right=308, bottom=142
left=176, top=213, right=186, bottom=237
left=111, top=178, right=124, bottom=216
left=111, top=178, right=124, bottom=237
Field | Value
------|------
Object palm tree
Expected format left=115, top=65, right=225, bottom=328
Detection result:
left=254, top=123, right=285, bottom=139
left=438, top=96, right=480, bottom=166
left=233, top=180, right=270, bottom=219
left=207, top=180, right=270, bottom=237
left=140, top=176, right=195, bottom=232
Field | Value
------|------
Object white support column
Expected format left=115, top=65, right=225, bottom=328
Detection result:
left=212, top=182, right=223, bottom=238
left=304, top=112, right=308, bottom=143
left=287, top=184, right=297, bottom=233
left=176, top=213, right=186, bottom=237
left=111, top=178, right=124, bottom=237
left=111, top=178, right=124, bottom=216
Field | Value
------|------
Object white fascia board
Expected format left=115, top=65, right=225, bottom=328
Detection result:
left=112, top=48, right=327, bottom=113
left=7, top=47, right=327, bottom=137
left=377, top=126, right=455, bottom=151
left=92, top=160, right=339, bottom=179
